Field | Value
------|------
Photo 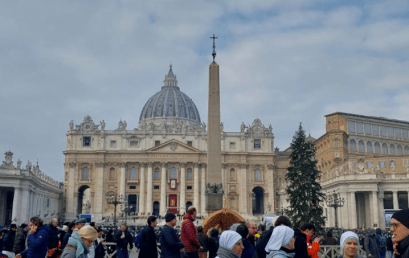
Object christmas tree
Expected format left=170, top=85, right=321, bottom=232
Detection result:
left=285, top=123, right=326, bottom=229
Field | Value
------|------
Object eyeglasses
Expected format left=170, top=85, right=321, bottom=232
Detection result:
left=391, top=223, right=401, bottom=230
left=249, top=227, right=257, bottom=229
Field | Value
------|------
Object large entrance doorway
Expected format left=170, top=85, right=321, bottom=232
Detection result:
left=252, top=186, right=264, bottom=215
left=153, top=201, right=159, bottom=216
left=186, top=201, right=192, bottom=214
left=77, top=185, right=90, bottom=215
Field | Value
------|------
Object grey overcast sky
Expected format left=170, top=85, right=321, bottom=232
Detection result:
left=1, top=0, right=409, bottom=181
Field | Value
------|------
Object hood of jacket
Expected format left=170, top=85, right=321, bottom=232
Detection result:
left=183, top=213, right=194, bottom=221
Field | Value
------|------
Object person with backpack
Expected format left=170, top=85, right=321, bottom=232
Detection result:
left=138, top=216, right=158, bottom=258
left=375, top=229, right=386, bottom=258
left=206, top=228, right=219, bottom=258
left=159, top=213, right=184, bottom=258
left=196, top=226, right=208, bottom=258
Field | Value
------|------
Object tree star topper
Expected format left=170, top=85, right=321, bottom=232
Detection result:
left=210, top=34, right=218, bottom=61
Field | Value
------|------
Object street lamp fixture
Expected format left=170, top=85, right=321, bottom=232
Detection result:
left=325, top=196, right=345, bottom=228
left=106, top=193, right=125, bottom=227
left=120, top=201, right=134, bottom=226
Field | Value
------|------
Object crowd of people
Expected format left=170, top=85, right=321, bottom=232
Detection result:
left=0, top=208, right=408, bottom=258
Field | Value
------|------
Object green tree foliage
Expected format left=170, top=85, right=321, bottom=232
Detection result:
left=285, top=123, right=326, bottom=229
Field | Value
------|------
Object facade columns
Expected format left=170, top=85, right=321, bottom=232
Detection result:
left=180, top=163, right=186, bottom=214
left=340, top=192, right=349, bottom=228
left=12, top=188, right=21, bottom=224
left=372, top=191, right=379, bottom=227
left=160, top=163, right=167, bottom=216
left=350, top=191, right=357, bottom=229
left=146, top=163, right=153, bottom=214
left=139, top=163, right=146, bottom=215
left=266, top=164, right=275, bottom=213
left=193, top=163, right=200, bottom=213
left=94, top=163, right=104, bottom=220
left=201, top=164, right=206, bottom=216
left=20, top=189, right=30, bottom=223
left=393, top=191, right=399, bottom=209
left=120, top=163, right=127, bottom=197
left=239, top=164, right=248, bottom=215
left=66, top=162, right=77, bottom=219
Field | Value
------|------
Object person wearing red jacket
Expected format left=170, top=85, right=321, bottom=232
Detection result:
left=300, top=223, right=321, bottom=258
left=181, top=207, right=202, bottom=258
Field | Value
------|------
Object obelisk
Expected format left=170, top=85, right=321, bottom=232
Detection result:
left=206, top=34, right=223, bottom=212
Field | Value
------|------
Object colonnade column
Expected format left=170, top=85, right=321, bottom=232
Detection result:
left=372, top=191, right=379, bottom=227
left=193, top=163, right=200, bottom=213
left=201, top=164, right=206, bottom=216
left=239, top=164, right=248, bottom=215
left=350, top=191, right=357, bottom=229
left=120, top=163, right=127, bottom=197
left=337, top=194, right=342, bottom=227
left=94, top=162, right=104, bottom=220
left=340, top=192, right=349, bottom=228
left=180, top=163, right=186, bottom=214
left=67, top=162, right=77, bottom=219
left=20, top=189, right=30, bottom=223
left=146, top=163, right=153, bottom=214
left=393, top=191, right=399, bottom=209
left=139, top=163, right=146, bottom=215
left=160, top=163, right=167, bottom=216
left=11, top=187, right=21, bottom=224
left=266, top=164, right=275, bottom=213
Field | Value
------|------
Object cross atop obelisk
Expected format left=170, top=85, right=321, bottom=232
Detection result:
left=210, top=34, right=218, bottom=61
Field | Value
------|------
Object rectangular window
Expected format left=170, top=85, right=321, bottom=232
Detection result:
left=353, top=162, right=358, bottom=168
left=372, top=124, right=380, bottom=136
left=154, top=185, right=160, bottom=190
left=129, top=140, right=139, bottom=147
left=154, top=170, right=160, bottom=180
left=254, top=139, right=261, bottom=149
left=348, top=121, right=355, bottom=133
left=404, top=159, right=408, bottom=167
left=364, top=124, right=371, bottom=135
left=387, top=127, right=394, bottom=138
left=356, top=122, right=364, bottom=134
left=366, top=161, right=372, bottom=168
left=379, top=161, right=386, bottom=168
left=187, top=170, right=193, bottom=180
left=384, top=192, right=393, bottom=209
left=380, top=126, right=387, bottom=137
left=129, top=185, right=136, bottom=190
left=278, top=178, right=282, bottom=184
left=230, top=142, right=236, bottom=149
left=110, top=140, right=117, bottom=148
left=187, top=186, right=192, bottom=190
left=403, top=129, right=409, bottom=139
left=155, top=141, right=160, bottom=147
left=187, top=141, right=193, bottom=147
left=83, top=137, right=91, bottom=147
left=395, top=128, right=402, bottom=138
left=47, top=199, right=50, bottom=207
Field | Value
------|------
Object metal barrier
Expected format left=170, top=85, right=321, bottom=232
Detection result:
left=319, top=245, right=366, bottom=258
left=102, top=242, right=162, bottom=258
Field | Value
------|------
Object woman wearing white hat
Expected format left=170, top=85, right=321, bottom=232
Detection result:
left=216, top=230, right=244, bottom=258
left=265, top=226, right=296, bottom=258
left=339, top=231, right=364, bottom=258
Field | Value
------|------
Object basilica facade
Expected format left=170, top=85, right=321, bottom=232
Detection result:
left=63, top=66, right=282, bottom=221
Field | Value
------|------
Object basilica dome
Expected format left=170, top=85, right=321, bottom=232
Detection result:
left=139, top=65, right=201, bottom=124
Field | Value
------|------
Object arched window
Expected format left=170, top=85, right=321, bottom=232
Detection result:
left=358, top=140, right=365, bottom=152
left=170, top=167, right=177, bottom=179
left=154, top=168, right=160, bottom=180
left=390, top=144, right=396, bottom=155
left=350, top=139, right=356, bottom=151
left=254, top=168, right=261, bottom=181
left=382, top=143, right=388, bottom=154
left=366, top=141, right=373, bottom=153
left=405, top=146, right=409, bottom=155
left=82, top=167, right=89, bottom=180
left=230, top=168, right=236, bottom=180
left=186, top=169, right=193, bottom=180
left=130, top=167, right=137, bottom=179
left=397, top=145, right=403, bottom=155
left=374, top=142, right=381, bottom=154
left=109, top=168, right=115, bottom=181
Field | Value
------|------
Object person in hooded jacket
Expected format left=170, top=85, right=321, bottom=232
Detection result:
left=364, top=228, right=380, bottom=258
left=181, top=207, right=202, bottom=258
left=12, top=224, right=29, bottom=255
left=375, top=229, right=386, bottom=258
left=215, top=230, right=244, bottom=258
left=59, top=226, right=98, bottom=258
left=16, top=217, right=49, bottom=258
left=265, top=226, right=296, bottom=258
left=339, top=231, right=365, bottom=258
left=236, top=224, right=255, bottom=258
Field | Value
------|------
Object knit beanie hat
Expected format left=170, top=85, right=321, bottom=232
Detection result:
left=392, top=209, right=409, bottom=229
left=165, top=213, right=176, bottom=222
left=79, top=225, right=98, bottom=241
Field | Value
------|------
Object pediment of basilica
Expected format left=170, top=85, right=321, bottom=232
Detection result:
left=146, top=140, right=201, bottom=153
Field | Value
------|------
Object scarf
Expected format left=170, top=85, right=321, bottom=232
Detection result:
left=67, top=231, right=89, bottom=258
left=216, top=246, right=240, bottom=258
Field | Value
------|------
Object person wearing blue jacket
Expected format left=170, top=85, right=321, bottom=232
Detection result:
left=160, top=213, right=184, bottom=258
left=16, top=217, right=49, bottom=258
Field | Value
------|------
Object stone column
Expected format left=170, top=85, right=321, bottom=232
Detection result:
left=146, top=163, right=153, bottom=214
left=120, top=163, right=127, bottom=197
left=337, top=193, right=342, bottom=227
left=194, top=163, right=200, bottom=213
left=222, top=164, right=228, bottom=195
left=0, top=189, right=6, bottom=224
left=180, top=163, right=186, bottom=214
left=266, top=164, right=275, bottom=213
left=94, top=163, right=104, bottom=220
left=160, top=163, right=167, bottom=216
left=66, top=162, right=77, bottom=220
left=372, top=191, right=379, bottom=227
left=393, top=191, right=399, bottom=209
left=350, top=191, right=357, bottom=229
left=340, top=192, right=349, bottom=228
left=201, top=164, right=206, bottom=216
left=139, top=163, right=146, bottom=215
left=239, top=164, right=248, bottom=215
left=20, top=189, right=30, bottom=223
left=12, top=187, right=21, bottom=224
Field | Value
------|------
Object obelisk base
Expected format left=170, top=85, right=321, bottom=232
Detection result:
left=206, top=193, right=224, bottom=214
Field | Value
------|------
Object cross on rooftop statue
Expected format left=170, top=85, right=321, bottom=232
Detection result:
left=210, top=34, right=218, bottom=61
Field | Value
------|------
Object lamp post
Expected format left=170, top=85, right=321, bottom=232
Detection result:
left=276, top=207, right=286, bottom=216
left=326, top=196, right=345, bottom=228
left=106, top=193, right=125, bottom=227
left=120, top=201, right=134, bottom=226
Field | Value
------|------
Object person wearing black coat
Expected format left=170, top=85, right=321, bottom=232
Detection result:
left=256, top=226, right=274, bottom=258
left=47, top=219, right=60, bottom=250
left=139, top=216, right=158, bottom=258
left=159, top=213, right=184, bottom=258
left=12, top=224, right=28, bottom=255
left=3, top=224, right=17, bottom=254
left=294, top=229, right=309, bottom=258
left=207, top=228, right=219, bottom=258
left=61, top=222, right=75, bottom=250
left=113, top=224, right=133, bottom=258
